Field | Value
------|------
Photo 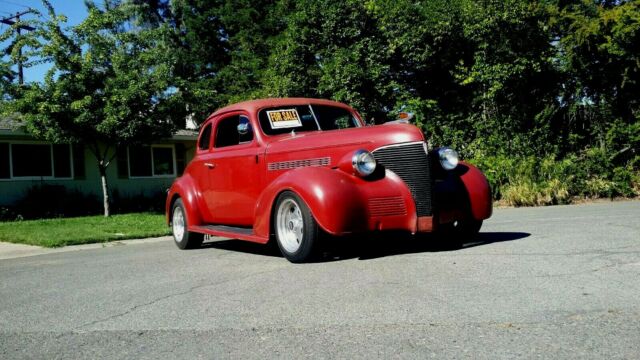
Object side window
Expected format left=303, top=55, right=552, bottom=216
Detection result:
left=215, top=115, right=253, bottom=148
left=198, top=123, right=212, bottom=151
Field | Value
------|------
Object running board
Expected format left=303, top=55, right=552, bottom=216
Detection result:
left=190, top=224, right=268, bottom=244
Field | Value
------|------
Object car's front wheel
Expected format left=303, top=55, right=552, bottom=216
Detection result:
left=172, top=198, right=204, bottom=250
left=437, top=219, right=483, bottom=249
left=274, top=191, right=319, bottom=263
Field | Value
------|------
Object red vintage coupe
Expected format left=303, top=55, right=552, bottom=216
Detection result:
left=166, top=98, right=492, bottom=262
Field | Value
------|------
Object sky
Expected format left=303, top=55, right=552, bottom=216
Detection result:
left=0, top=0, right=88, bottom=83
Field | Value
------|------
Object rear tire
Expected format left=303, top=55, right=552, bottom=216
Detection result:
left=171, top=198, right=204, bottom=250
left=274, top=191, right=319, bottom=263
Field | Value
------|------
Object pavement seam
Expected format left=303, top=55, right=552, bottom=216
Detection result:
left=77, top=268, right=283, bottom=330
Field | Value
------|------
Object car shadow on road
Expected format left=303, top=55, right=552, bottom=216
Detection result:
left=200, top=239, right=282, bottom=258
left=199, top=231, right=531, bottom=262
left=320, top=231, right=531, bottom=261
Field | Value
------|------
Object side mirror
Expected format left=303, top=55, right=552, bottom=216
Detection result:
left=237, top=122, right=250, bottom=135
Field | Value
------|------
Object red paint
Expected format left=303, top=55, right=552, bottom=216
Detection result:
left=458, top=161, right=493, bottom=221
left=417, top=216, right=434, bottom=232
left=166, top=98, right=492, bottom=243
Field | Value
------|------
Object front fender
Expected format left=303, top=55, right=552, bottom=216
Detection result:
left=253, top=167, right=417, bottom=238
left=442, top=161, right=493, bottom=221
left=165, top=174, right=205, bottom=227
left=433, top=161, right=492, bottom=224
left=458, top=161, right=493, bottom=220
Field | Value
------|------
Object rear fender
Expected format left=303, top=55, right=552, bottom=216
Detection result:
left=165, top=174, right=205, bottom=227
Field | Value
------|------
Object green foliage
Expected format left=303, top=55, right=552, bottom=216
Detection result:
left=3, top=1, right=179, bottom=216
left=0, top=185, right=166, bottom=222
left=0, top=213, right=170, bottom=247
left=9, top=1, right=176, bottom=148
left=471, top=150, right=640, bottom=206
left=1, top=0, right=639, bottom=210
left=10, top=185, right=100, bottom=220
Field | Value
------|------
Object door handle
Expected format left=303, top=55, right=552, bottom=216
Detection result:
left=204, top=162, right=215, bottom=169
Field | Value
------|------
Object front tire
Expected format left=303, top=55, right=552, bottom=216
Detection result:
left=274, top=191, right=319, bottom=263
left=172, top=198, right=204, bottom=250
left=437, top=219, right=483, bottom=249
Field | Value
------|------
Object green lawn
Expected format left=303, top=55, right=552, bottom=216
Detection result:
left=0, top=213, right=170, bottom=248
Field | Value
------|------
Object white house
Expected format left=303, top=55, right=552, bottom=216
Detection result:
left=0, top=117, right=197, bottom=207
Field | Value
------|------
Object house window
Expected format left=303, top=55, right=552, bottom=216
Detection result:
left=0, top=143, right=10, bottom=179
left=12, top=144, right=52, bottom=177
left=153, top=147, right=174, bottom=175
left=129, top=146, right=153, bottom=177
left=72, top=145, right=85, bottom=179
left=0, top=142, right=74, bottom=180
left=127, top=145, right=176, bottom=178
left=53, top=144, right=72, bottom=178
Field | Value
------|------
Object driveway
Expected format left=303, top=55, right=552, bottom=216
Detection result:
left=1, top=201, right=639, bottom=359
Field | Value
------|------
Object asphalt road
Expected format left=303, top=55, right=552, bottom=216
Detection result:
left=1, top=201, right=639, bottom=359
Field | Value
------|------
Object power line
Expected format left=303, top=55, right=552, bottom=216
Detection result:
left=1, top=8, right=36, bottom=84
left=0, top=0, right=31, bottom=9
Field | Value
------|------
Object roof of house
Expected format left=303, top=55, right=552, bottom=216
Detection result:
left=172, top=129, right=198, bottom=140
left=0, top=116, right=198, bottom=141
left=0, top=116, right=24, bottom=131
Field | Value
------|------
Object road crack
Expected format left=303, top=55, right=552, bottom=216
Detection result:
left=77, top=268, right=280, bottom=330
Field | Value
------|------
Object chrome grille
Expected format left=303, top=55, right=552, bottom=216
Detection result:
left=372, top=142, right=432, bottom=216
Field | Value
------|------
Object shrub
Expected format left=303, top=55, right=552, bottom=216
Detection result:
left=583, top=177, right=616, bottom=198
left=540, top=178, right=571, bottom=205
left=0, top=207, right=19, bottom=222
left=11, top=185, right=101, bottom=220
left=111, top=189, right=166, bottom=214
left=1, top=186, right=167, bottom=222
left=468, top=149, right=639, bottom=206
left=501, top=181, right=540, bottom=206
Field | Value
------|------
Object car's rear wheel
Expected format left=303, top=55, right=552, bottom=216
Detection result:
left=274, top=191, right=319, bottom=263
left=172, top=198, right=204, bottom=250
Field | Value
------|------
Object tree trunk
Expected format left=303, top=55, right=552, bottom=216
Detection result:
left=99, top=165, right=111, bottom=217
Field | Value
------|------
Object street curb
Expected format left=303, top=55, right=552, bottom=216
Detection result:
left=0, top=236, right=172, bottom=261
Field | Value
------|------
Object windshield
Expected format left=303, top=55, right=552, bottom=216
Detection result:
left=258, top=105, right=360, bottom=136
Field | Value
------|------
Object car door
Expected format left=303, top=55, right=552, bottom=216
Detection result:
left=205, top=112, right=264, bottom=226
left=191, top=121, right=216, bottom=223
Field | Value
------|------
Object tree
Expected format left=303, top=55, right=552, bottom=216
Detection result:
left=0, top=60, right=13, bottom=100
left=549, top=0, right=640, bottom=159
left=7, top=0, right=175, bottom=216
left=131, top=0, right=285, bottom=121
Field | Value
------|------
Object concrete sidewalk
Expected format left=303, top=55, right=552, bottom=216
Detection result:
left=0, top=236, right=171, bottom=261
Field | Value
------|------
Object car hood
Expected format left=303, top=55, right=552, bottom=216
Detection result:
left=264, top=123, right=425, bottom=156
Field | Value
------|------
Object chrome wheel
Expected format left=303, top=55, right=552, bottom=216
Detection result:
left=276, top=198, right=304, bottom=253
left=172, top=206, right=185, bottom=243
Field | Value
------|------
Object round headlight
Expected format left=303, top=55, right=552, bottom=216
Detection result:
left=352, top=149, right=377, bottom=177
left=438, top=147, right=459, bottom=170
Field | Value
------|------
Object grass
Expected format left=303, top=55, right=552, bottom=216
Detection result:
left=0, top=213, right=170, bottom=248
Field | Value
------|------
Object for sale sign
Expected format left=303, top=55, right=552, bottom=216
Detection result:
left=266, top=109, right=302, bottom=129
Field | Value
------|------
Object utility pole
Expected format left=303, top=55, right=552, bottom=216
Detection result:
left=1, top=9, right=35, bottom=85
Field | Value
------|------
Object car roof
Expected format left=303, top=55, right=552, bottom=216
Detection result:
left=209, top=98, right=353, bottom=119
